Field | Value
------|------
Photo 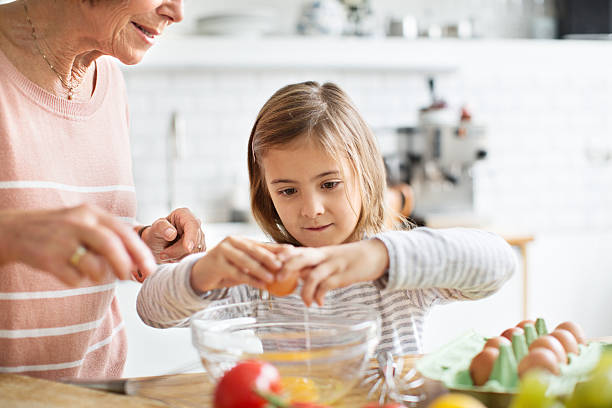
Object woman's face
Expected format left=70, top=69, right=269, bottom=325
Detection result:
left=262, top=138, right=362, bottom=248
left=86, top=0, right=183, bottom=65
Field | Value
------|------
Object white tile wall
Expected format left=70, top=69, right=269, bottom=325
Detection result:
left=125, top=62, right=612, bottom=233
left=125, top=68, right=430, bottom=223
left=120, top=40, right=612, bottom=375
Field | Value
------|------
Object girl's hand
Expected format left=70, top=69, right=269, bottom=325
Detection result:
left=276, top=239, right=390, bottom=306
left=0, top=204, right=156, bottom=286
left=139, top=207, right=205, bottom=263
left=190, top=236, right=282, bottom=293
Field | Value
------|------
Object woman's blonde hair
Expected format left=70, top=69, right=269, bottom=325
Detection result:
left=248, top=81, right=387, bottom=245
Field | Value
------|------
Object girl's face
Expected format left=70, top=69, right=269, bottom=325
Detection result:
left=86, top=0, right=183, bottom=65
left=262, top=138, right=362, bottom=247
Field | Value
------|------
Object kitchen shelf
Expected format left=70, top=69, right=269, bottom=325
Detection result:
left=124, top=35, right=460, bottom=74
left=122, top=35, right=612, bottom=76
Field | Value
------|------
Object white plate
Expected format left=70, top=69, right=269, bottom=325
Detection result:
left=196, top=13, right=277, bottom=36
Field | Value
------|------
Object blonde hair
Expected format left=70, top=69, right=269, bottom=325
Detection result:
left=248, top=81, right=388, bottom=245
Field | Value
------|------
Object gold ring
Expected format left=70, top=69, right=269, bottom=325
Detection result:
left=69, top=245, right=87, bottom=267
left=197, top=243, right=203, bottom=251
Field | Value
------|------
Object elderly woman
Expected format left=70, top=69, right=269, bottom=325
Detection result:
left=0, top=0, right=199, bottom=380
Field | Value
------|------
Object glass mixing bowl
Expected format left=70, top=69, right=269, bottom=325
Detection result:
left=191, top=299, right=381, bottom=404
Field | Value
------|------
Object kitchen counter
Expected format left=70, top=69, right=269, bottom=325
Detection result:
left=4, top=343, right=610, bottom=407
left=0, top=355, right=446, bottom=407
left=0, top=373, right=165, bottom=408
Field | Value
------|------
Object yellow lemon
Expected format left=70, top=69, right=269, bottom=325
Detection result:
left=280, top=376, right=319, bottom=403
left=427, top=392, right=487, bottom=408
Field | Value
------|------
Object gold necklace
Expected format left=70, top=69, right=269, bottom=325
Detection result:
left=23, top=1, right=81, bottom=100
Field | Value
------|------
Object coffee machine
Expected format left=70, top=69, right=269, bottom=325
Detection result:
left=383, top=79, right=487, bottom=225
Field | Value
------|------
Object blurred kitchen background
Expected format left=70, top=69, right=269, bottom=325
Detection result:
left=107, top=0, right=612, bottom=376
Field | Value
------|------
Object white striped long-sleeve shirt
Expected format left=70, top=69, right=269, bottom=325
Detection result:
left=137, top=228, right=517, bottom=355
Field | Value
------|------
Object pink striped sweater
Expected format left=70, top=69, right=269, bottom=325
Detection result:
left=0, top=48, right=136, bottom=379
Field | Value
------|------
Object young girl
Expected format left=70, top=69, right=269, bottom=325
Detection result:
left=137, top=81, right=516, bottom=356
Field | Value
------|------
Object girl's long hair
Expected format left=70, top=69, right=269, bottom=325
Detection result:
left=248, top=81, right=387, bottom=245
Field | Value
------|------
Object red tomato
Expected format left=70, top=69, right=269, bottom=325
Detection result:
left=214, top=360, right=283, bottom=408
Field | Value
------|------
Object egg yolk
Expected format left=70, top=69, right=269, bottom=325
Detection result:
left=280, top=376, right=319, bottom=402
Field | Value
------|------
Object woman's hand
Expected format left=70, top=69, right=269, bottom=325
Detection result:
left=139, top=207, right=205, bottom=263
left=190, top=236, right=282, bottom=293
left=276, top=239, right=390, bottom=306
left=0, top=204, right=157, bottom=286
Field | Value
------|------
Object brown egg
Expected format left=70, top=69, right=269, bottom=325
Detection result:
left=550, top=329, right=580, bottom=356
left=529, top=335, right=567, bottom=363
left=484, top=336, right=512, bottom=350
left=555, top=321, right=587, bottom=345
left=266, top=270, right=299, bottom=296
left=470, top=347, right=499, bottom=386
left=501, top=326, right=524, bottom=341
left=517, top=319, right=536, bottom=329
left=518, top=348, right=560, bottom=377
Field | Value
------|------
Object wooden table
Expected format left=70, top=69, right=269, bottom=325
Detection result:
left=0, top=356, right=446, bottom=408
left=0, top=372, right=166, bottom=408
left=4, top=340, right=609, bottom=407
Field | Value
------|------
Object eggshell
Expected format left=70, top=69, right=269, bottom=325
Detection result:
left=516, top=319, right=536, bottom=329
left=266, top=271, right=299, bottom=296
left=501, top=326, right=524, bottom=341
left=555, top=321, right=586, bottom=345
left=484, top=336, right=512, bottom=350
left=518, top=347, right=560, bottom=377
left=470, top=347, right=499, bottom=386
left=550, top=329, right=580, bottom=356
left=529, top=335, right=567, bottom=363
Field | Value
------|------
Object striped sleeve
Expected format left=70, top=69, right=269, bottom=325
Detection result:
left=136, top=253, right=228, bottom=328
left=373, top=228, right=517, bottom=302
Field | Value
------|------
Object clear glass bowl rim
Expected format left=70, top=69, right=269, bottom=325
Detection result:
left=190, top=298, right=381, bottom=333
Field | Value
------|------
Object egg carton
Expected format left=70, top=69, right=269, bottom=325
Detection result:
left=416, top=320, right=604, bottom=404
